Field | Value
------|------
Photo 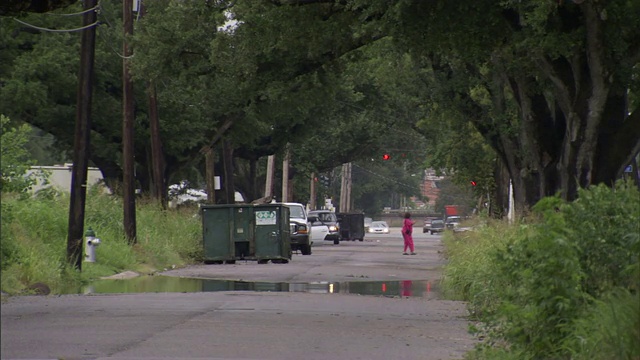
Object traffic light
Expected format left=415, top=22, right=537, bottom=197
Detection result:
left=382, top=153, right=391, bottom=160
left=470, top=180, right=477, bottom=186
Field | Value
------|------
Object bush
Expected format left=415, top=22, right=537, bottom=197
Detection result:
left=443, top=181, right=640, bottom=359
left=563, top=289, right=640, bottom=360
left=0, top=115, right=40, bottom=194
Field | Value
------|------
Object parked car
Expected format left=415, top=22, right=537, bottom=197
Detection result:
left=422, top=217, right=439, bottom=233
left=368, top=221, right=389, bottom=234
left=429, top=219, right=445, bottom=235
left=445, top=216, right=461, bottom=230
left=282, top=203, right=312, bottom=255
left=308, top=210, right=341, bottom=245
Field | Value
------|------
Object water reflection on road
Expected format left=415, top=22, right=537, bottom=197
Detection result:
left=66, top=276, right=438, bottom=299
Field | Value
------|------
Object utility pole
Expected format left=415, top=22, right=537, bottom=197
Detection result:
left=67, top=0, right=98, bottom=270
left=340, top=164, right=346, bottom=212
left=282, top=145, right=290, bottom=202
left=122, top=0, right=136, bottom=243
left=348, top=162, right=352, bottom=211
left=339, top=162, right=352, bottom=212
left=205, top=148, right=216, bottom=203
left=309, top=172, right=316, bottom=210
left=265, top=155, right=275, bottom=199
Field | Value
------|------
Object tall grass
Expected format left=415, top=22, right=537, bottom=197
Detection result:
left=1, top=188, right=202, bottom=295
left=563, top=289, right=640, bottom=360
left=442, top=181, right=640, bottom=359
left=440, top=218, right=533, bottom=319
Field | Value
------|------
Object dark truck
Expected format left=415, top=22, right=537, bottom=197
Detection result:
left=429, top=219, right=445, bottom=235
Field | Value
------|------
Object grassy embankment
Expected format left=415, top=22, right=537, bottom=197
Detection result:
left=440, top=182, right=640, bottom=360
left=1, top=187, right=202, bottom=295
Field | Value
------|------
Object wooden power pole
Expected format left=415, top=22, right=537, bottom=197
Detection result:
left=205, top=148, right=216, bottom=204
left=339, top=162, right=353, bottom=213
left=265, top=155, right=275, bottom=199
left=67, top=0, right=98, bottom=270
left=282, top=145, right=290, bottom=202
left=309, top=172, right=316, bottom=210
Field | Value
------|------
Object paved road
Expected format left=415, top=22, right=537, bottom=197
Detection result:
left=1, top=229, right=476, bottom=360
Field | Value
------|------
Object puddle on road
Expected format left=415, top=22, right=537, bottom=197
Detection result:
left=64, top=276, right=439, bottom=299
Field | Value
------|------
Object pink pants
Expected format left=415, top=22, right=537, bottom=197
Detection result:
left=403, top=233, right=414, bottom=252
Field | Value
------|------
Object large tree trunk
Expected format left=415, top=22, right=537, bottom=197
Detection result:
left=465, top=2, right=639, bottom=210
left=596, top=90, right=640, bottom=183
left=248, top=158, right=258, bottom=201
left=90, top=154, right=123, bottom=193
left=491, top=159, right=510, bottom=218
left=148, top=82, right=167, bottom=209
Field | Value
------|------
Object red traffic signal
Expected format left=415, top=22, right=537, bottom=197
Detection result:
left=382, top=154, right=391, bottom=160
left=470, top=181, right=477, bottom=186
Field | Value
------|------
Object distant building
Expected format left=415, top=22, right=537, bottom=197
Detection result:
left=421, top=169, right=445, bottom=207
left=27, top=164, right=107, bottom=193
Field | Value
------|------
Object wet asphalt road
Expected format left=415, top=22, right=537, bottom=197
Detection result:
left=1, top=229, right=476, bottom=360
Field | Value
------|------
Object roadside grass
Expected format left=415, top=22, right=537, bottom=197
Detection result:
left=562, top=288, right=640, bottom=360
left=441, top=181, right=640, bottom=360
left=0, top=188, right=202, bottom=295
left=440, top=218, right=534, bottom=319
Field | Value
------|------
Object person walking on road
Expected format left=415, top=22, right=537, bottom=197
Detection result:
left=402, top=212, right=416, bottom=255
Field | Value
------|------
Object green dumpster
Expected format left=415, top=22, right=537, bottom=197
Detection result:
left=201, top=204, right=291, bottom=264
left=337, top=212, right=365, bottom=241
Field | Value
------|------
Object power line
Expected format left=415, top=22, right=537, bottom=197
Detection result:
left=43, top=4, right=100, bottom=16
left=12, top=18, right=99, bottom=33
left=96, top=25, right=133, bottom=59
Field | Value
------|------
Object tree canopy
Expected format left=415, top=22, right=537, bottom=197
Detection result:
left=2, top=0, right=638, bottom=212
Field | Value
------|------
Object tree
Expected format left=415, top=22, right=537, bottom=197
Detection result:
left=1, top=3, right=126, bottom=189
left=1, top=0, right=78, bottom=16
left=388, top=0, right=640, bottom=211
left=130, top=0, right=418, bottom=203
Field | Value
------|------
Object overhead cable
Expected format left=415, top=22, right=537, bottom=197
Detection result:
left=12, top=18, right=100, bottom=33
left=96, top=26, right=133, bottom=59
left=43, top=4, right=100, bottom=16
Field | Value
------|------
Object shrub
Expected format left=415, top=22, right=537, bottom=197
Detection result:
left=0, top=115, right=43, bottom=194
left=562, top=289, right=640, bottom=360
left=443, top=181, right=640, bottom=359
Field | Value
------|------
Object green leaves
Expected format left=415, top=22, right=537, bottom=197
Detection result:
left=443, top=181, right=640, bottom=358
left=0, top=115, right=38, bottom=193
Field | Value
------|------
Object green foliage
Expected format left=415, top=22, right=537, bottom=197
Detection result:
left=0, top=191, right=202, bottom=295
left=0, top=115, right=38, bottom=193
left=443, top=181, right=640, bottom=359
left=441, top=219, right=531, bottom=318
left=562, top=289, right=640, bottom=360
left=557, top=182, right=640, bottom=294
left=434, top=178, right=477, bottom=215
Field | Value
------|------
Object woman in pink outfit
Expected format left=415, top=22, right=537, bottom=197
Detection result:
left=402, top=212, right=416, bottom=255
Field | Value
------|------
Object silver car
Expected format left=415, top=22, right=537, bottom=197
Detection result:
left=368, top=221, right=389, bottom=234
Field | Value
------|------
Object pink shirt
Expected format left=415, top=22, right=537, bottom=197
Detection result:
left=403, top=218, right=414, bottom=235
